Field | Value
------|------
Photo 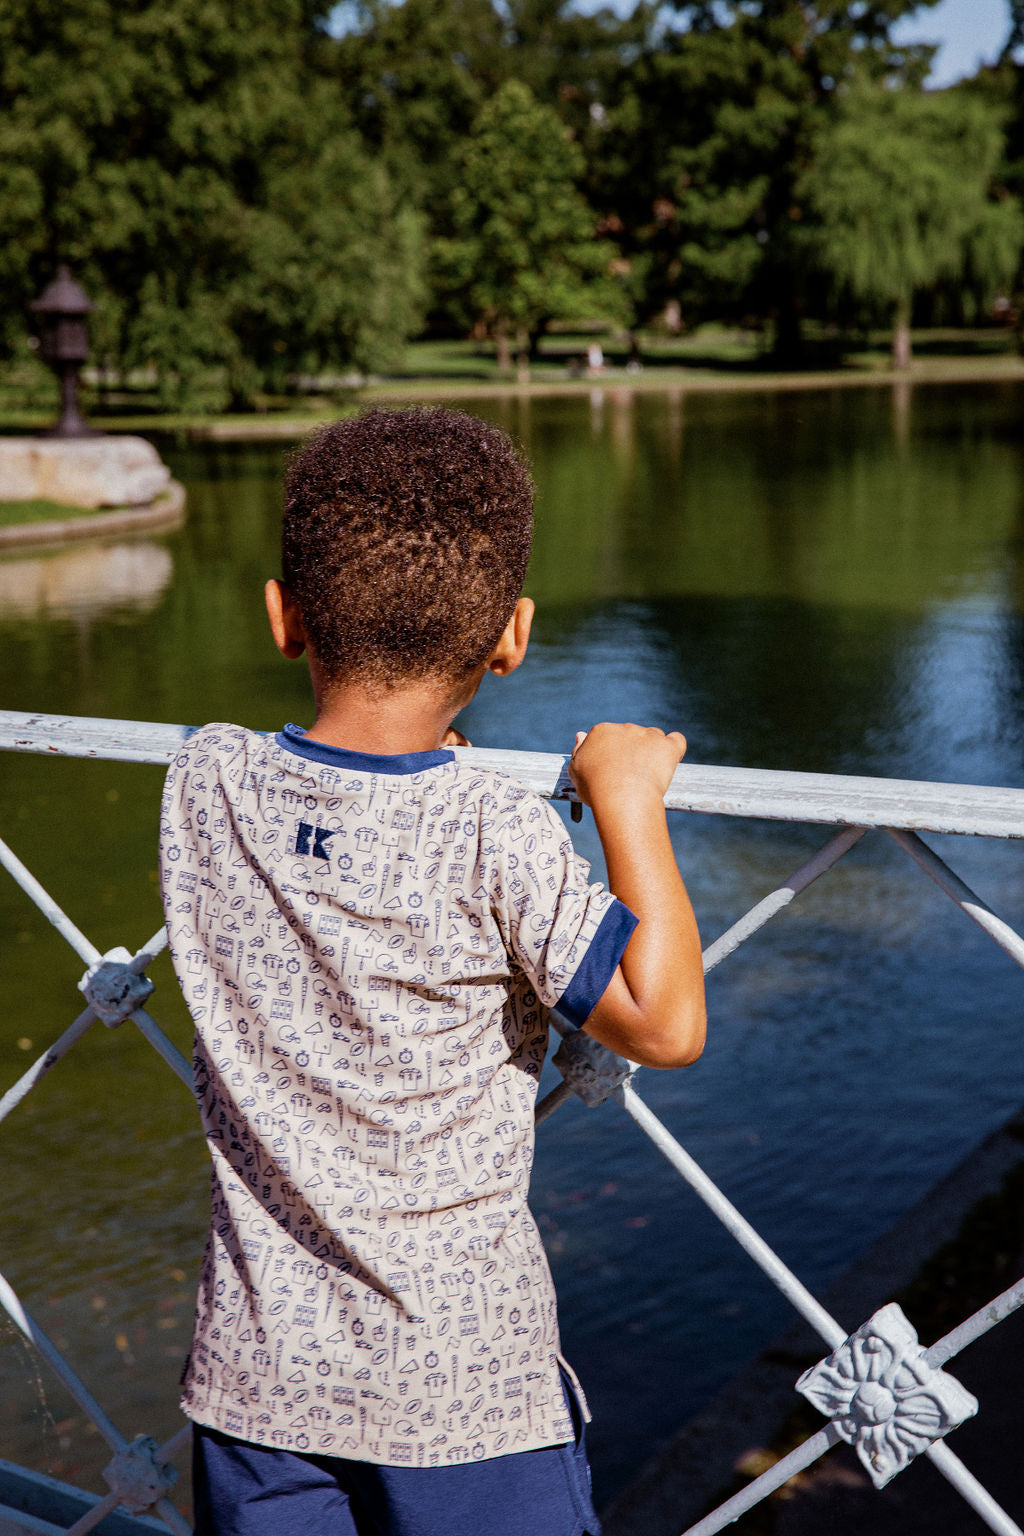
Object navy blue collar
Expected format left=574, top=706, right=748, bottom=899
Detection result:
left=276, top=723, right=455, bottom=776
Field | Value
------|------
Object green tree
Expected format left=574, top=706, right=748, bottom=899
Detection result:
left=1001, top=1, right=1024, bottom=63
left=437, top=79, right=626, bottom=374
left=803, top=84, right=1023, bottom=367
left=0, top=0, right=425, bottom=408
left=336, top=0, right=506, bottom=210
left=591, top=1, right=942, bottom=352
left=335, top=0, right=642, bottom=329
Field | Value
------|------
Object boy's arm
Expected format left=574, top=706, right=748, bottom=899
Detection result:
left=570, top=723, right=706, bottom=1070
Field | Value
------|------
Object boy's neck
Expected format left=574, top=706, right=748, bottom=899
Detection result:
left=302, top=673, right=477, bottom=756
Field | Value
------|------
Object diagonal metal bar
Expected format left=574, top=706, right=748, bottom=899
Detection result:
left=617, top=1080, right=847, bottom=1350
left=539, top=828, right=865, bottom=1126
left=0, top=1005, right=99, bottom=1125
left=681, top=1425, right=841, bottom=1536
left=926, top=1272, right=1024, bottom=1370
left=702, top=826, right=867, bottom=974
left=60, top=1489, right=123, bottom=1536
left=129, top=928, right=169, bottom=970
left=680, top=1422, right=1024, bottom=1536
left=155, top=1425, right=192, bottom=1466
left=535, top=1080, right=575, bottom=1125
left=0, top=832, right=100, bottom=968
left=0, top=1272, right=194, bottom=1535
left=924, top=1442, right=1024, bottom=1536
left=887, top=828, right=1024, bottom=970
left=0, top=927, right=178, bottom=1125
left=0, top=1271, right=125, bottom=1452
left=59, top=1426, right=193, bottom=1536
left=675, top=1269, right=1024, bottom=1533
left=129, top=1008, right=192, bottom=1089
left=680, top=1274, right=1024, bottom=1536
left=62, top=1487, right=192, bottom=1536
left=0, top=829, right=168, bottom=983
left=618, top=1088, right=1024, bottom=1536
left=152, top=1498, right=193, bottom=1536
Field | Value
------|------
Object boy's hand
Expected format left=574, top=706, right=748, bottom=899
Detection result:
left=442, top=727, right=471, bottom=747
left=569, top=723, right=687, bottom=808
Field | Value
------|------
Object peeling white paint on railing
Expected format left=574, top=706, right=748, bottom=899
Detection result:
left=927, top=1273, right=1024, bottom=1370
left=5, top=708, right=1024, bottom=836
left=2, top=711, right=1024, bottom=1536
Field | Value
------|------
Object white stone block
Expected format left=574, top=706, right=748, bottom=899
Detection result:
left=0, top=437, right=171, bottom=508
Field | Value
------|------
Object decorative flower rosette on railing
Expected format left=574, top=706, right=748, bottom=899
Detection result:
left=796, top=1302, right=979, bottom=1487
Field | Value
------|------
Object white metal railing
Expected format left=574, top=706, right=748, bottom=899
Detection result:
left=2, top=709, right=1024, bottom=1536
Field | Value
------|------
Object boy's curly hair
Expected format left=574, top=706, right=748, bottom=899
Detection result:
left=282, top=407, right=534, bottom=690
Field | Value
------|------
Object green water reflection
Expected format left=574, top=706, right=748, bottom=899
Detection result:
left=482, top=384, right=1022, bottom=612
left=3, top=380, right=1024, bottom=1504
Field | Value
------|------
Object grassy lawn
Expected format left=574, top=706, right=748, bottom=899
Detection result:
left=397, top=325, right=1020, bottom=379
left=0, top=498, right=117, bottom=527
left=1, top=326, right=1021, bottom=435
left=393, top=327, right=792, bottom=380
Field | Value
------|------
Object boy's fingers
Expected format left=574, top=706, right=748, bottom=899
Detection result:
left=573, top=725, right=686, bottom=755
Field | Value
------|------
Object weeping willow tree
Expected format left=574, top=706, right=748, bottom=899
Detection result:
left=803, top=85, right=1023, bottom=368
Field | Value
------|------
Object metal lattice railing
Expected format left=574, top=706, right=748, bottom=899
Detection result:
left=2, top=708, right=1024, bottom=1536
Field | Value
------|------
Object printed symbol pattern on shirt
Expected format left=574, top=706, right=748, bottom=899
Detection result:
left=160, top=724, right=614, bottom=1465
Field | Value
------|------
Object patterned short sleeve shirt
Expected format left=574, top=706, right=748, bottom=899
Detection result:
left=160, top=723, right=637, bottom=1466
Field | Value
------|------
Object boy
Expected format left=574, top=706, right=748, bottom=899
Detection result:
left=160, top=406, right=705, bottom=1536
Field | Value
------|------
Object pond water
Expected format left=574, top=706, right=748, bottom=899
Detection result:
left=3, top=380, right=1024, bottom=1507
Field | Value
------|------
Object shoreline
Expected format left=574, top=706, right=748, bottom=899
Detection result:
left=4, top=356, right=1024, bottom=443
left=0, top=481, right=187, bottom=550
left=193, top=357, right=1024, bottom=440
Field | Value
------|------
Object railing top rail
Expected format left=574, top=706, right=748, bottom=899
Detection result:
left=4, top=709, right=1024, bottom=839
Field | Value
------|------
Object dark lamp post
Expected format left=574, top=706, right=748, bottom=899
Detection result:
left=30, top=265, right=99, bottom=438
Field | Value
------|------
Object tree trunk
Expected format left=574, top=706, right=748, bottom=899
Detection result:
left=494, top=327, right=512, bottom=374
left=515, top=328, right=530, bottom=385
left=891, top=298, right=912, bottom=371
left=772, top=292, right=804, bottom=367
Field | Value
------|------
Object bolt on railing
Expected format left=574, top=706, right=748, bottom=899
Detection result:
left=1, top=709, right=1024, bottom=1536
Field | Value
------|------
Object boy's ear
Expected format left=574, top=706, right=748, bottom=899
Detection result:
left=487, top=597, right=534, bottom=677
left=264, top=579, right=307, bottom=660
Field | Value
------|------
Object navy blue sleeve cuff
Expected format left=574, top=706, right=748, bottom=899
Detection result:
left=553, top=899, right=639, bottom=1030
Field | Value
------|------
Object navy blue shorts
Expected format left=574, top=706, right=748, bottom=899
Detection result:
left=192, top=1367, right=600, bottom=1536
